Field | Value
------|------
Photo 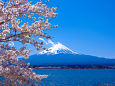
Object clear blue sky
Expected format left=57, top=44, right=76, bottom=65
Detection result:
left=46, top=0, right=115, bottom=58
left=5, top=0, right=115, bottom=58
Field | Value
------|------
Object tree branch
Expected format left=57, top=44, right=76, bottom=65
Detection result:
left=0, top=32, right=29, bottom=42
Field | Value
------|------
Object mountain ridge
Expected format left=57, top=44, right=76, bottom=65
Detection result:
left=39, top=41, right=78, bottom=55
left=26, top=54, right=115, bottom=65
left=26, top=40, right=115, bottom=65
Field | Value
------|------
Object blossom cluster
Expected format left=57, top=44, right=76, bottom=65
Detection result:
left=0, top=0, right=57, bottom=85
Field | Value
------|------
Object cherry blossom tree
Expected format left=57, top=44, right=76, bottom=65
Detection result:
left=0, top=0, right=57, bottom=85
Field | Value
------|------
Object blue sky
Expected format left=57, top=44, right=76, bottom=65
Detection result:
left=6, top=0, right=115, bottom=58
left=45, top=0, right=115, bottom=58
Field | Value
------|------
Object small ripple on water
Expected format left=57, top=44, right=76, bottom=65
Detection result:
left=33, top=69, right=115, bottom=86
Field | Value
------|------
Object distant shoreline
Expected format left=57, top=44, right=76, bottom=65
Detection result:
left=30, top=65, right=115, bottom=69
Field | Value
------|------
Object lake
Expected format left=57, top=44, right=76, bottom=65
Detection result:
left=33, top=69, right=115, bottom=86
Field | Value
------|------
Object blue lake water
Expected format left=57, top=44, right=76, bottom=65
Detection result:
left=33, top=69, right=115, bottom=86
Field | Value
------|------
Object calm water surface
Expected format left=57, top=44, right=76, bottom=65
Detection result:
left=33, top=69, right=115, bottom=86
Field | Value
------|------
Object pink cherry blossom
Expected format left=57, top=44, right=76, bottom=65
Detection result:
left=0, top=0, right=57, bottom=85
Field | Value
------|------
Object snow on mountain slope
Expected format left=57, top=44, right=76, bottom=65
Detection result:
left=38, top=40, right=78, bottom=55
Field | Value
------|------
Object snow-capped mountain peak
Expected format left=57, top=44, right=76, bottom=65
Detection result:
left=39, top=40, right=78, bottom=55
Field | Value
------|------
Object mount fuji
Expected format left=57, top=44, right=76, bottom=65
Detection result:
left=39, top=41, right=78, bottom=55
left=26, top=40, right=115, bottom=65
